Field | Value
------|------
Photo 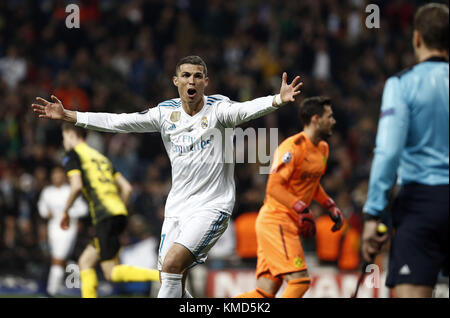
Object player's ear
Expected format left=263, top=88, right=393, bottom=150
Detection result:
left=204, top=77, right=209, bottom=87
left=173, top=76, right=178, bottom=87
left=413, top=30, right=422, bottom=49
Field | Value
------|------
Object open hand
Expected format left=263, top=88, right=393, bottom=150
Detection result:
left=279, top=72, right=303, bottom=103
left=31, top=95, right=65, bottom=120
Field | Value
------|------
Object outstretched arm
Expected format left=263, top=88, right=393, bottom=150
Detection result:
left=217, top=72, right=303, bottom=127
left=32, top=95, right=161, bottom=133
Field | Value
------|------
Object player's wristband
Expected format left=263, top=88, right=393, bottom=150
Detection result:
left=274, top=94, right=284, bottom=107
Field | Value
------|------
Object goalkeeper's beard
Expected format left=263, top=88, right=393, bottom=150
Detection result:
left=318, top=129, right=333, bottom=141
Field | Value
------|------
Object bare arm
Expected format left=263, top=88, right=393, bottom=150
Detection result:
left=61, top=173, right=83, bottom=230
left=115, top=173, right=132, bottom=206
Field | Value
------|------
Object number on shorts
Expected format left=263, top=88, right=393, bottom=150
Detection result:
left=159, top=234, right=166, bottom=253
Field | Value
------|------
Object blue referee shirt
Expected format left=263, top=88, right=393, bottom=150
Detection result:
left=364, top=56, right=449, bottom=217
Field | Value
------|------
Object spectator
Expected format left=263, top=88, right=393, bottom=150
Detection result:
left=0, top=46, right=27, bottom=90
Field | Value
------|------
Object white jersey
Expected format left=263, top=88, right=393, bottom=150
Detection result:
left=38, top=184, right=88, bottom=259
left=76, top=94, right=276, bottom=218
left=38, top=184, right=88, bottom=230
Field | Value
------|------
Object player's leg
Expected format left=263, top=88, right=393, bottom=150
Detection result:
left=47, top=226, right=78, bottom=296
left=108, top=264, right=160, bottom=283
left=78, top=244, right=100, bottom=298
left=158, top=243, right=195, bottom=298
left=100, top=255, right=120, bottom=281
left=47, top=258, right=66, bottom=296
left=393, top=284, right=433, bottom=297
left=158, top=211, right=229, bottom=298
left=386, top=183, right=449, bottom=298
left=97, top=215, right=160, bottom=283
left=235, top=219, right=281, bottom=298
left=259, top=218, right=310, bottom=298
left=235, top=272, right=281, bottom=298
left=282, top=270, right=311, bottom=298
left=182, top=272, right=193, bottom=298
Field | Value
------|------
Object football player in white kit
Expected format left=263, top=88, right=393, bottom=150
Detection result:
left=32, top=55, right=303, bottom=298
left=38, top=165, right=88, bottom=296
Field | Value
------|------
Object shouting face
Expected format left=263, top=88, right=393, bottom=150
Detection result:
left=173, top=63, right=209, bottom=107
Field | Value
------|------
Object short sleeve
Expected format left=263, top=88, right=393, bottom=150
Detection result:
left=62, top=150, right=82, bottom=177
left=270, top=140, right=299, bottom=182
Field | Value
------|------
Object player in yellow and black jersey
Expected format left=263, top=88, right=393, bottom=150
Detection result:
left=60, top=123, right=159, bottom=298
left=63, top=137, right=127, bottom=226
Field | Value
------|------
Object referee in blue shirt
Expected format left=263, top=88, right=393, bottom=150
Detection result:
left=362, top=3, right=449, bottom=298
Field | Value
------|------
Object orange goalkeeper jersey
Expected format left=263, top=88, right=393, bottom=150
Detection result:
left=259, top=131, right=330, bottom=223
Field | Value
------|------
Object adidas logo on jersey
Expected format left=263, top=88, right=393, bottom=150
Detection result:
left=168, top=124, right=177, bottom=130
left=399, top=264, right=411, bottom=275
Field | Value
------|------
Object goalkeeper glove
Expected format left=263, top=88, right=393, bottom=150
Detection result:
left=323, top=198, right=343, bottom=232
left=293, top=200, right=316, bottom=238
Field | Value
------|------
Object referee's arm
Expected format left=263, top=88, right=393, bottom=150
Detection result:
left=363, top=77, right=410, bottom=219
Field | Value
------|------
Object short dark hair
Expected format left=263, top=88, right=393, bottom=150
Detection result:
left=414, top=3, right=449, bottom=51
left=175, top=55, right=208, bottom=77
left=61, top=122, right=87, bottom=139
left=299, top=96, right=331, bottom=126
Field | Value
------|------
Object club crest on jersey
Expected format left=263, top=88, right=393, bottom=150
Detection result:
left=170, top=111, right=181, bottom=122
left=294, top=256, right=304, bottom=268
left=282, top=152, right=292, bottom=164
left=201, top=116, right=208, bottom=129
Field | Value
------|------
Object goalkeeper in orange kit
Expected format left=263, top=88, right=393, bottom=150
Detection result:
left=236, top=96, right=344, bottom=298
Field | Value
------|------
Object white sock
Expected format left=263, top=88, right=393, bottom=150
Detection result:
left=183, top=289, right=193, bottom=298
left=47, top=264, right=64, bottom=296
left=157, top=272, right=183, bottom=298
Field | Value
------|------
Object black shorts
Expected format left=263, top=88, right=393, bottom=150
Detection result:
left=91, top=215, right=127, bottom=261
left=386, top=183, right=449, bottom=288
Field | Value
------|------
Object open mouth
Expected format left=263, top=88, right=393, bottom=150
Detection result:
left=187, top=88, right=197, bottom=98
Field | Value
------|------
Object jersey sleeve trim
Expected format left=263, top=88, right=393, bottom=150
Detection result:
left=67, top=169, right=81, bottom=178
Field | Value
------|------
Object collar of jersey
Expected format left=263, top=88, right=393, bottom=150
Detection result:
left=423, top=56, right=448, bottom=63
left=74, top=142, right=87, bottom=151
left=180, top=96, right=209, bottom=118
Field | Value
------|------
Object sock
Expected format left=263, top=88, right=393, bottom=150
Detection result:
left=80, top=269, right=98, bottom=298
left=47, top=264, right=64, bottom=296
left=110, top=265, right=160, bottom=282
left=281, top=277, right=311, bottom=298
left=183, top=289, right=193, bottom=298
left=157, top=272, right=183, bottom=298
left=235, top=288, right=275, bottom=298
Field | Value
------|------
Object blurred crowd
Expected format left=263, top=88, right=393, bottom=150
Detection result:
left=0, top=0, right=443, bottom=281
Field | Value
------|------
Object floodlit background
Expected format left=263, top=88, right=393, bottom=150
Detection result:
left=0, top=0, right=448, bottom=297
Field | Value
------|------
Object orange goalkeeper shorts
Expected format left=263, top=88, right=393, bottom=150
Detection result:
left=255, top=213, right=308, bottom=278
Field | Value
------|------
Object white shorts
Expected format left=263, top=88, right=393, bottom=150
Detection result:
left=157, top=210, right=230, bottom=270
left=48, top=225, right=78, bottom=260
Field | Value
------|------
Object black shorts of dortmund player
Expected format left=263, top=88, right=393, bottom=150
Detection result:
left=386, top=183, right=449, bottom=288
left=92, top=215, right=128, bottom=261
